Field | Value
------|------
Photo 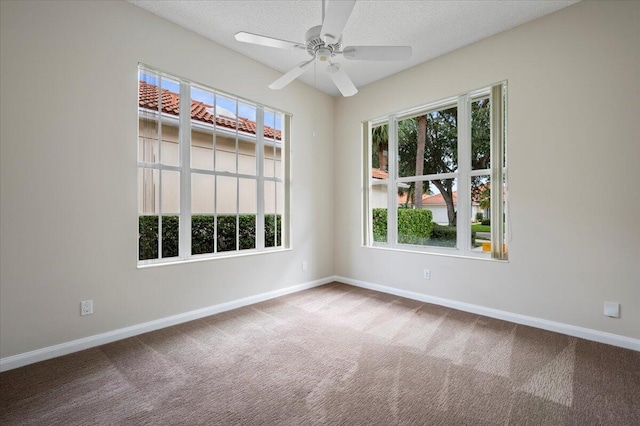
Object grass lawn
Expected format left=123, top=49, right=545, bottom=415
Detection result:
left=471, top=223, right=491, bottom=232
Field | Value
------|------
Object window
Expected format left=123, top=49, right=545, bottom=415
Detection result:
left=364, top=83, right=507, bottom=260
left=138, top=65, right=290, bottom=265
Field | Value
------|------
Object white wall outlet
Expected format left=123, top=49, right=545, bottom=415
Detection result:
left=604, top=301, right=619, bottom=318
left=81, top=300, right=93, bottom=316
left=302, top=261, right=308, bottom=271
left=423, top=269, right=431, bottom=280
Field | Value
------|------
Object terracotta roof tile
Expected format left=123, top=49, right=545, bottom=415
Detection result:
left=139, top=81, right=281, bottom=140
left=371, top=168, right=389, bottom=179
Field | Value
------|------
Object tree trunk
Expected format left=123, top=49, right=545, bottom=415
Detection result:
left=414, top=115, right=427, bottom=209
left=432, top=179, right=457, bottom=226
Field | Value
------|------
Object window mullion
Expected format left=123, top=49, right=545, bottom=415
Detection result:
left=157, top=76, right=163, bottom=259
left=457, top=95, right=471, bottom=254
left=256, top=107, right=265, bottom=250
left=179, top=82, right=191, bottom=258
left=387, top=116, right=398, bottom=247
left=363, top=121, right=372, bottom=245
left=283, top=114, right=291, bottom=249
left=490, top=84, right=505, bottom=260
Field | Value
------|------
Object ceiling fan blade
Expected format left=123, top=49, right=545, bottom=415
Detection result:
left=328, top=63, right=357, bottom=97
left=269, top=59, right=314, bottom=90
left=235, top=31, right=305, bottom=50
left=320, top=0, right=356, bottom=44
left=342, top=46, right=412, bottom=61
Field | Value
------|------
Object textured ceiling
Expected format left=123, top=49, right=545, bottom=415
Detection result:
left=128, top=0, right=579, bottom=97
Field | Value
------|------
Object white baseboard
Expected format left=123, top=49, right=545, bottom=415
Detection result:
left=3, top=275, right=637, bottom=372
left=0, top=277, right=333, bottom=372
left=334, top=275, right=640, bottom=352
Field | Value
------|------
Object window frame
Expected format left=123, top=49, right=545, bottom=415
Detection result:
left=137, top=64, right=291, bottom=266
left=363, top=82, right=507, bottom=260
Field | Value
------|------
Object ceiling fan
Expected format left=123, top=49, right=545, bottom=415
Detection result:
left=234, top=0, right=412, bottom=97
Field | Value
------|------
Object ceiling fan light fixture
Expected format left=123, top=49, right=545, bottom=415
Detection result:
left=317, top=47, right=331, bottom=62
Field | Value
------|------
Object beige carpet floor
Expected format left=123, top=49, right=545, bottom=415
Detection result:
left=1, top=282, right=639, bottom=425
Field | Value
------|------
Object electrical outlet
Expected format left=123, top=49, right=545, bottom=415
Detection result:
left=423, top=269, right=431, bottom=280
left=302, top=261, right=308, bottom=271
left=81, top=300, right=93, bottom=316
left=604, top=301, right=619, bottom=318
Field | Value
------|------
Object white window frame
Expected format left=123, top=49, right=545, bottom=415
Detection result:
left=137, top=65, right=291, bottom=266
left=363, top=82, right=507, bottom=260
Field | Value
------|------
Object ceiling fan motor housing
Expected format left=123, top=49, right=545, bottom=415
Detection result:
left=305, top=25, right=341, bottom=60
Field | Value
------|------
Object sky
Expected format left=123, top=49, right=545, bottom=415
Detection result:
left=140, top=72, right=281, bottom=129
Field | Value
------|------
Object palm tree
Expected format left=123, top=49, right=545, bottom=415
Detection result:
left=371, top=124, right=388, bottom=171
left=479, top=186, right=491, bottom=216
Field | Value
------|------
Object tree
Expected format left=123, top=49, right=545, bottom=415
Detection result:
left=371, top=124, right=388, bottom=171
left=478, top=185, right=491, bottom=212
left=414, top=115, right=427, bottom=208
left=394, top=99, right=491, bottom=227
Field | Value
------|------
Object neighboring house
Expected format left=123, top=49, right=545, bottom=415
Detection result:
left=138, top=81, right=282, bottom=215
left=370, top=168, right=390, bottom=209
left=418, top=191, right=480, bottom=225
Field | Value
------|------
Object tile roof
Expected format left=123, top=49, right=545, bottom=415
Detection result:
left=397, top=190, right=480, bottom=206
left=422, top=191, right=458, bottom=205
left=139, top=81, right=281, bottom=140
left=371, top=168, right=389, bottom=179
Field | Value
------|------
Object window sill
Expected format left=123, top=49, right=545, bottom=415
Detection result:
left=137, top=247, right=292, bottom=269
left=363, top=244, right=509, bottom=263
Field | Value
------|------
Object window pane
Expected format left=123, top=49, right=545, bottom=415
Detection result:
left=371, top=123, right=389, bottom=175
left=161, top=170, right=180, bottom=259
left=275, top=181, right=283, bottom=247
left=138, top=71, right=159, bottom=164
left=472, top=96, right=491, bottom=171
left=397, top=179, right=457, bottom=247
left=191, top=173, right=215, bottom=255
left=215, top=95, right=237, bottom=173
left=217, top=176, right=237, bottom=252
left=161, top=215, right=179, bottom=259
left=138, top=214, right=158, bottom=261
left=371, top=183, right=388, bottom=243
left=471, top=175, right=491, bottom=254
left=264, top=180, right=279, bottom=248
left=161, top=170, right=180, bottom=215
left=191, top=87, right=214, bottom=171
left=138, top=168, right=158, bottom=215
left=239, top=178, right=256, bottom=250
left=138, top=167, right=159, bottom=261
left=238, top=102, right=256, bottom=175
left=398, top=106, right=457, bottom=178
left=264, top=109, right=277, bottom=178
left=159, top=77, right=180, bottom=167
left=192, top=173, right=215, bottom=214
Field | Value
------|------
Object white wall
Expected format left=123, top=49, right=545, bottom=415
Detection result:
left=334, top=1, right=640, bottom=340
left=0, top=1, right=334, bottom=358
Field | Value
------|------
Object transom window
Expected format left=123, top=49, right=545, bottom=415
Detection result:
left=138, top=65, right=290, bottom=265
left=364, top=82, right=507, bottom=260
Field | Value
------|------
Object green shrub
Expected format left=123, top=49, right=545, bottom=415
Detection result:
left=372, top=208, right=388, bottom=242
left=481, top=218, right=491, bottom=226
left=139, top=214, right=281, bottom=260
left=372, top=208, right=433, bottom=244
left=264, top=214, right=282, bottom=248
left=139, top=215, right=160, bottom=260
left=397, top=208, right=433, bottom=244
left=430, top=223, right=456, bottom=240
left=191, top=215, right=216, bottom=255
left=475, top=212, right=484, bottom=222
left=161, top=216, right=179, bottom=258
